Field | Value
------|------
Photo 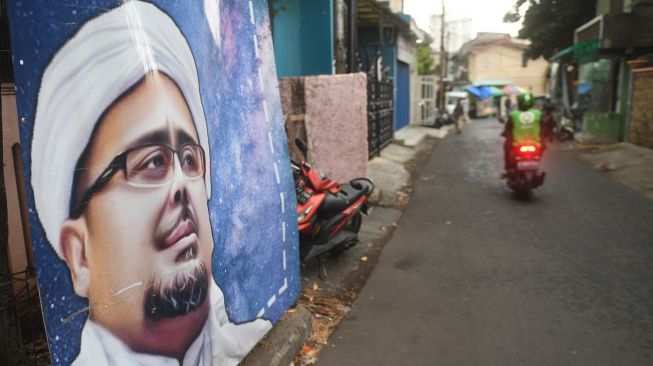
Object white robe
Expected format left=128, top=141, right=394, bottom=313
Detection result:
left=72, top=281, right=272, bottom=366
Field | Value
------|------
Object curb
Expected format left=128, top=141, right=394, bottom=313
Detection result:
left=241, top=306, right=312, bottom=366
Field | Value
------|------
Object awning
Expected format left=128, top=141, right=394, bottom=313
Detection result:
left=503, top=85, right=519, bottom=95
left=471, top=79, right=511, bottom=87
left=465, top=85, right=492, bottom=99
left=550, top=39, right=599, bottom=62
left=489, top=86, right=505, bottom=97
left=502, top=85, right=527, bottom=95
left=466, top=85, right=506, bottom=98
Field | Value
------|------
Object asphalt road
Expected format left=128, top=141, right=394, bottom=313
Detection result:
left=318, top=119, right=653, bottom=366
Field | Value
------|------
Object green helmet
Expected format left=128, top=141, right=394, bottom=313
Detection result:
left=517, top=93, right=534, bottom=108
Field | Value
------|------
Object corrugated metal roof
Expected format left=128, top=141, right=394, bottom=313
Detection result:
left=356, top=0, right=416, bottom=40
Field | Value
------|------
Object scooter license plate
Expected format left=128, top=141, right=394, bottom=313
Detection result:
left=517, top=161, right=539, bottom=170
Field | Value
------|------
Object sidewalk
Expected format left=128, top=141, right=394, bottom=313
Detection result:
left=243, top=124, right=452, bottom=366
left=563, top=142, right=653, bottom=201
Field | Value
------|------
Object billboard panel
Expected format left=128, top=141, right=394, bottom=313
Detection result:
left=6, top=0, right=299, bottom=364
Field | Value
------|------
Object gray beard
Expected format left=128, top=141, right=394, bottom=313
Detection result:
left=144, top=261, right=209, bottom=321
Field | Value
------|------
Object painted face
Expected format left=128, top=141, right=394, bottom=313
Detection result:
left=65, top=72, right=213, bottom=356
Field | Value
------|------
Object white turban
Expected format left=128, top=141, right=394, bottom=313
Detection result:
left=31, top=0, right=212, bottom=259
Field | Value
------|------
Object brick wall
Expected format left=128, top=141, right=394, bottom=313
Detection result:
left=629, top=70, right=653, bottom=149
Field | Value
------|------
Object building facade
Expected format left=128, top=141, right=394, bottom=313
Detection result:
left=551, top=0, right=653, bottom=145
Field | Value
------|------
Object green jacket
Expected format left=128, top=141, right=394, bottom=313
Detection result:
left=509, top=109, right=542, bottom=147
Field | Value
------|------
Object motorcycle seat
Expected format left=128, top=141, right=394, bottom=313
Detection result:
left=318, top=178, right=373, bottom=216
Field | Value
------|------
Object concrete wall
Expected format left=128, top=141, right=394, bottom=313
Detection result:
left=582, top=112, right=623, bottom=144
left=629, top=69, right=653, bottom=148
left=305, top=73, right=368, bottom=182
left=468, top=44, right=549, bottom=95
left=279, top=73, right=368, bottom=182
left=1, top=85, right=29, bottom=274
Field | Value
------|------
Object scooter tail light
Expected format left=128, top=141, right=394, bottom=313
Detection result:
left=519, top=145, right=537, bottom=153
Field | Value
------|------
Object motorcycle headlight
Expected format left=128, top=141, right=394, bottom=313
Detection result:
left=298, top=204, right=314, bottom=222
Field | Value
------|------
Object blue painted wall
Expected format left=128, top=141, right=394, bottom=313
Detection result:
left=396, top=61, right=410, bottom=130
left=358, top=27, right=396, bottom=76
left=272, top=0, right=333, bottom=77
left=272, top=0, right=302, bottom=76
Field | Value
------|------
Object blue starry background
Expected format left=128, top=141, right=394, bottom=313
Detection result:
left=6, top=0, right=300, bottom=364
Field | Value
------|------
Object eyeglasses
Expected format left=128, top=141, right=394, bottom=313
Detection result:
left=70, top=143, right=205, bottom=218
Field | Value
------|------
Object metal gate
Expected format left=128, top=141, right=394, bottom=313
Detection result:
left=364, top=52, right=394, bottom=157
left=416, top=75, right=436, bottom=125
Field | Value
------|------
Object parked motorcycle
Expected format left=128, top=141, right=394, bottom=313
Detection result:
left=555, top=114, right=575, bottom=142
left=504, top=141, right=546, bottom=198
left=433, top=109, right=453, bottom=128
left=291, top=139, right=374, bottom=269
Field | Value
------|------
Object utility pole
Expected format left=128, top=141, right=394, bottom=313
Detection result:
left=438, top=0, right=446, bottom=110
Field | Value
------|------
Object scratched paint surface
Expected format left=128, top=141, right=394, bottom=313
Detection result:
left=6, top=0, right=299, bottom=364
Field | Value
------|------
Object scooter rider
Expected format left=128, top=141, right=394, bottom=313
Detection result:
left=502, top=92, right=544, bottom=172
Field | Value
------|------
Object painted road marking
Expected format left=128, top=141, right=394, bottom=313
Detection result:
left=278, top=278, right=288, bottom=295
left=267, top=294, right=276, bottom=308
left=273, top=162, right=280, bottom=184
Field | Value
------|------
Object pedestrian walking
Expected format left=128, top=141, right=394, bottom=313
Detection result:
left=453, top=99, right=464, bottom=134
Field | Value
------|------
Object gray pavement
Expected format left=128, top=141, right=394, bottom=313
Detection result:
left=574, top=142, right=653, bottom=201
left=318, top=119, right=653, bottom=366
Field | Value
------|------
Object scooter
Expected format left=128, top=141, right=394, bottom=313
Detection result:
left=291, top=139, right=374, bottom=268
left=435, top=109, right=453, bottom=128
left=555, top=114, right=575, bottom=142
left=504, top=141, right=546, bottom=198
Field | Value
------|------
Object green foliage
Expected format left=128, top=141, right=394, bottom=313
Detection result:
left=504, top=0, right=597, bottom=60
left=417, top=44, right=435, bottom=75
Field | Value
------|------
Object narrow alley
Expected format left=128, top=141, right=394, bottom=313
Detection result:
left=318, top=119, right=653, bottom=366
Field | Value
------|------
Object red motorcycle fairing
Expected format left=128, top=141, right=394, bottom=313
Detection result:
left=329, top=195, right=368, bottom=239
left=297, top=189, right=324, bottom=232
left=301, top=162, right=340, bottom=194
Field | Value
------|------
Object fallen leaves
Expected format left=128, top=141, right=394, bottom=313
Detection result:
left=594, top=162, right=618, bottom=171
left=295, top=287, right=358, bottom=365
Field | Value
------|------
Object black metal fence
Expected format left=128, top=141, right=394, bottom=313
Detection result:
left=367, top=75, right=393, bottom=157
left=359, top=49, right=394, bottom=158
left=0, top=269, right=47, bottom=365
